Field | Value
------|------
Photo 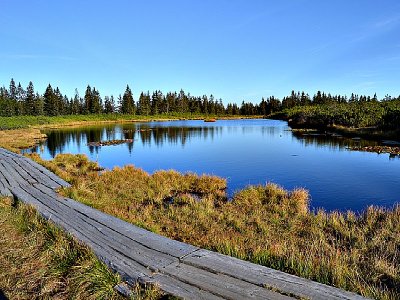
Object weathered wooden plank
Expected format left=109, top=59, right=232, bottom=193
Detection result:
left=2, top=159, right=29, bottom=186
left=183, top=249, right=367, bottom=300
left=13, top=184, right=155, bottom=284
left=0, top=171, right=12, bottom=197
left=152, top=273, right=226, bottom=300
left=0, top=148, right=20, bottom=158
left=11, top=186, right=58, bottom=218
left=12, top=157, right=61, bottom=189
left=0, top=148, right=69, bottom=187
left=77, top=215, right=179, bottom=271
left=33, top=182, right=64, bottom=199
left=6, top=158, right=38, bottom=185
left=0, top=160, right=21, bottom=188
left=0, top=147, right=371, bottom=300
left=48, top=200, right=179, bottom=272
left=20, top=182, right=177, bottom=275
left=162, top=262, right=292, bottom=300
left=21, top=157, right=70, bottom=187
left=59, top=197, right=199, bottom=259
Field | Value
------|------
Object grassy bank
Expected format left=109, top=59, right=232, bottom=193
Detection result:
left=272, top=102, right=400, bottom=141
left=0, top=197, right=118, bottom=299
left=0, top=113, right=262, bottom=130
left=0, top=128, right=47, bottom=152
left=27, top=153, right=400, bottom=300
left=0, top=197, right=166, bottom=299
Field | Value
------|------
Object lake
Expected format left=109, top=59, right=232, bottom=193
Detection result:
left=26, top=119, right=400, bottom=212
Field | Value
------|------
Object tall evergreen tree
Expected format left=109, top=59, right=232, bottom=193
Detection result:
left=104, top=96, right=115, bottom=113
left=84, top=85, right=92, bottom=114
left=9, top=78, right=17, bottom=101
left=151, top=90, right=163, bottom=115
left=43, top=84, right=58, bottom=116
left=120, top=85, right=135, bottom=114
left=54, top=87, right=64, bottom=115
left=25, top=81, right=35, bottom=115
left=71, top=89, right=81, bottom=114
left=34, top=92, right=44, bottom=115
left=15, top=82, right=25, bottom=115
left=137, top=92, right=149, bottom=115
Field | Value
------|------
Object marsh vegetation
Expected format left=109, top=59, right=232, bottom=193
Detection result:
left=26, top=153, right=400, bottom=300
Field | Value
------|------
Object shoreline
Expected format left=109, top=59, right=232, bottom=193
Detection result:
left=269, top=113, right=400, bottom=143
left=24, top=152, right=400, bottom=300
left=0, top=114, right=264, bottom=130
left=0, top=119, right=399, bottom=299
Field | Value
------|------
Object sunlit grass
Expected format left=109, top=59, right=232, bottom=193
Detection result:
left=0, top=128, right=46, bottom=152
left=0, top=197, right=166, bottom=299
left=29, top=153, right=400, bottom=300
left=0, top=113, right=259, bottom=130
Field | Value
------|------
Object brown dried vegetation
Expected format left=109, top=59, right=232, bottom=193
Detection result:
left=29, top=153, right=400, bottom=300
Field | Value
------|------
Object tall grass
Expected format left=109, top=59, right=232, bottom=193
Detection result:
left=0, top=197, right=165, bottom=299
left=29, top=153, right=400, bottom=300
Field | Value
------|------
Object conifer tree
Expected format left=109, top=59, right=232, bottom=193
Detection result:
left=25, top=81, right=35, bottom=115
left=15, top=82, right=25, bottom=115
left=43, top=84, right=57, bottom=116
left=91, top=87, right=102, bottom=114
left=84, top=85, right=92, bottom=114
left=104, top=96, right=115, bottom=113
left=33, top=93, right=44, bottom=115
left=121, top=85, right=135, bottom=114
left=9, top=78, right=17, bottom=101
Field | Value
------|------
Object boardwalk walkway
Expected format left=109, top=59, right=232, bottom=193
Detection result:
left=0, top=147, right=368, bottom=300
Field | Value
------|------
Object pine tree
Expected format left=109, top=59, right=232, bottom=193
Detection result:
left=104, top=96, right=115, bottom=113
left=151, top=90, right=163, bottom=115
left=0, top=87, right=10, bottom=116
left=54, top=87, right=64, bottom=115
left=9, top=78, right=17, bottom=101
left=84, top=85, right=92, bottom=114
left=91, top=87, right=102, bottom=114
left=121, top=85, right=135, bottom=114
left=25, top=81, right=35, bottom=115
left=71, top=89, right=81, bottom=114
left=15, top=82, right=25, bottom=115
left=34, top=93, right=44, bottom=115
left=43, top=84, right=58, bottom=116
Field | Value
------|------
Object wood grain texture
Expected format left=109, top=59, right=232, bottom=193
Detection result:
left=0, top=147, right=370, bottom=300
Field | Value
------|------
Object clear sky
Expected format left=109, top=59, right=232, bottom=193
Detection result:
left=1, top=0, right=400, bottom=104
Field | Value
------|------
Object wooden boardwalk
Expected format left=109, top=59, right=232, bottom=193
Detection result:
left=0, top=147, right=368, bottom=300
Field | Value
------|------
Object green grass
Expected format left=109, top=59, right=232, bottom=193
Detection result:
left=274, top=101, right=400, bottom=140
left=29, top=153, right=400, bottom=300
left=0, top=113, right=259, bottom=130
left=0, top=197, right=165, bottom=299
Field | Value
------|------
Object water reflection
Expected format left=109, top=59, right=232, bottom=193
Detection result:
left=32, top=124, right=224, bottom=158
left=24, top=119, right=400, bottom=212
left=291, top=131, right=380, bottom=151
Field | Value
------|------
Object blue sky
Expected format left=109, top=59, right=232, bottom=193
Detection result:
left=1, top=0, right=400, bottom=104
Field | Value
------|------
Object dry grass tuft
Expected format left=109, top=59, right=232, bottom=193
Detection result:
left=28, top=153, right=400, bottom=300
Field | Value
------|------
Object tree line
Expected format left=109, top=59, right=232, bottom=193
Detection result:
left=1, top=78, right=400, bottom=120
left=0, top=78, right=238, bottom=117
left=282, top=91, right=400, bottom=130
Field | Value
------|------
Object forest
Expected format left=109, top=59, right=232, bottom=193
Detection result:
left=1, top=78, right=400, bottom=130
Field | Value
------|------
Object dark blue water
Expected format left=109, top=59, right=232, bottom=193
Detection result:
left=27, top=119, right=400, bottom=212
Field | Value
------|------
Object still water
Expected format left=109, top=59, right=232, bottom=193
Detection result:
left=26, top=119, right=400, bottom=212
